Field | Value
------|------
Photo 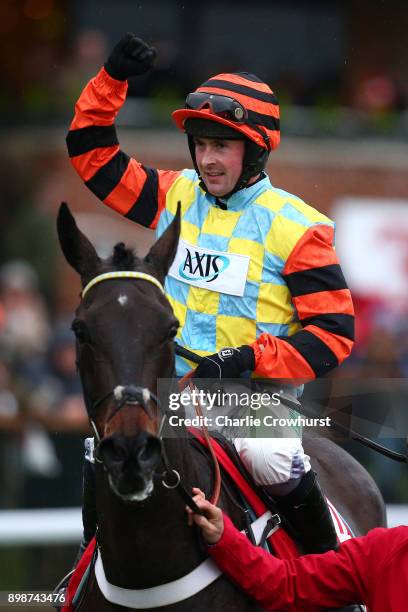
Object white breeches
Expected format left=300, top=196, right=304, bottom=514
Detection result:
left=233, top=436, right=311, bottom=486
left=181, top=383, right=311, bottom=488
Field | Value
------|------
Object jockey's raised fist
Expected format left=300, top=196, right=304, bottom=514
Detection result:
left=105, top=33, right=156, bottom=81
left=194, top=346, right=255, bottom=380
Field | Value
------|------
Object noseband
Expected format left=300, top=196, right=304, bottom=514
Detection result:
left=88, top=384, right=163, bottom=445
left=79, top=270, right=204, bottom=514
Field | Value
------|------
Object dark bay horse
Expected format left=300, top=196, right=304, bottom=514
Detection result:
left=57, top=202, right=385, bottom=611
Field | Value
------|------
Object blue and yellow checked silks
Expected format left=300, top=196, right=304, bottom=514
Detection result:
left=69, top=68, right=353, bottom=381
left=156, top=170, right=333, bottom=376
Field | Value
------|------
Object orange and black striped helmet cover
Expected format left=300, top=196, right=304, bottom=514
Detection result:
left=172, top=72, right=280, bottom=150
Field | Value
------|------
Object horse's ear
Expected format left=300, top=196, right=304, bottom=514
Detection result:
left=144, top=202, right=181, bottom=281
left=57, top=202, right=101, bottom=280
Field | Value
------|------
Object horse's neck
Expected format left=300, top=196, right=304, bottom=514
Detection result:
left=96, top=435, right=211, bottom=589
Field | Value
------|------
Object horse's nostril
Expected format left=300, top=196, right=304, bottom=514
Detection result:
left=138, top=437, right=161, bottom=467
left=98, top=435, right=161, bottom=472
left=98, top=437, right=127, bottom=467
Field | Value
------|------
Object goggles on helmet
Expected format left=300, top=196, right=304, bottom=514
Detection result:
left=185, top=92, right=247, bottom=123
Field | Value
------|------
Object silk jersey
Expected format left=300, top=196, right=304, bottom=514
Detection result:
left=67, top=67, right=354, bottom=379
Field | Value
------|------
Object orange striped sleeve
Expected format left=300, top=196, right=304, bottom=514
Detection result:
left=252, top=223, right=354, bottom=379
left=252, top=333, right=316, bottom=379
left=284, top=225, right=338, bottom=274
left=103, top=158, right=148, bottom=215
left=70, top=67, right=128, bottom=130
left=66, top=67, right=180, bottom=229
left=69, top=145, right=120, bottom=182
left=306, top=325, right=354, bottom=364
left=292, top=289, right=355, bottom=320
left=150, top=170, right=182, bottom=229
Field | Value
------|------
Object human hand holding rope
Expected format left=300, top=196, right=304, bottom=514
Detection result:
left=186, top=487, right=225, bottom=544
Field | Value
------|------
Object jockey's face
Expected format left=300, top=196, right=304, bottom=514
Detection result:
left=194, top=137, right=245, bottom=197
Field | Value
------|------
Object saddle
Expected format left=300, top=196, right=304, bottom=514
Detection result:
left=188, top=429, right=353, bottom=546
left=188, top=428, right=299, bottom=550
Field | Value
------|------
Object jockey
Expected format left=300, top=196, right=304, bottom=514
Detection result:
left=66, top=34, right=354, bottom=561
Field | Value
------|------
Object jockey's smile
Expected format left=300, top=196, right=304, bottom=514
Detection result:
left=193, top=137, right=259, bottom=198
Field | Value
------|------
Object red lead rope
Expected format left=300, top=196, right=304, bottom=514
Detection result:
left=178, top=370, right=222, bottom=506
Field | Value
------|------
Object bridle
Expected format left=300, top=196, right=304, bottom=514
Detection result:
left=80, top=270, right=166, bottom=447
left=81, top=270, right=165, bottom=299
left=87, top=384, right=163, bottom=447
left=78, top=270, right=206, bottom=513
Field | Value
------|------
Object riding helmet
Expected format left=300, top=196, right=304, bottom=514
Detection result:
left=172, top=72, right=280, bottom=195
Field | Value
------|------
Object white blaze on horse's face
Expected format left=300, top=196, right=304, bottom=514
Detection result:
left=118, top=294, right=128, bottom=307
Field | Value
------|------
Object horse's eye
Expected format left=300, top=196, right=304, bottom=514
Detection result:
left=71, top=320, right=91, bottom=344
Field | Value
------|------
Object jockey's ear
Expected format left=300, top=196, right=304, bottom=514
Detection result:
left=144, top=202, right=181, bottom=282
left=57, top=202, right=101, bottom=283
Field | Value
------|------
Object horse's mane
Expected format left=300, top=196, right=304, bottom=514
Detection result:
left=108, top=242, right=141, bottom=271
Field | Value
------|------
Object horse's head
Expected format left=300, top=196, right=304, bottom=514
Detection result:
left=57, top=203, right=181, bottom=502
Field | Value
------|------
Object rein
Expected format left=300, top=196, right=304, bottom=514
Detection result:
left=178, top=370, right=222, bottom=506
left=175, top=344, right=408, bottom=465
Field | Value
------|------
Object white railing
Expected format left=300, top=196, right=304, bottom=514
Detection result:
left=386, top=504, right=407, bottom=527
left=0, top=506, right=405, bottom=546
left=0, top=508, right=81, bottom=545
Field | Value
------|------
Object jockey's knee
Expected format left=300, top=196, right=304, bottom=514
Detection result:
left=233, top=437, right=311, bottom=488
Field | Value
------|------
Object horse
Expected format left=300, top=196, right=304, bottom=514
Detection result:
left=57, top=202, right=386, bottom=611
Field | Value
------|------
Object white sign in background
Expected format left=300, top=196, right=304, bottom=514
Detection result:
left=333, top=197, right=408, bottom=300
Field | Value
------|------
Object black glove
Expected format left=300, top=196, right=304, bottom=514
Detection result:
left=105, top=32, right=156, bottom=81
left=194, top=346, right=255, bottom=380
